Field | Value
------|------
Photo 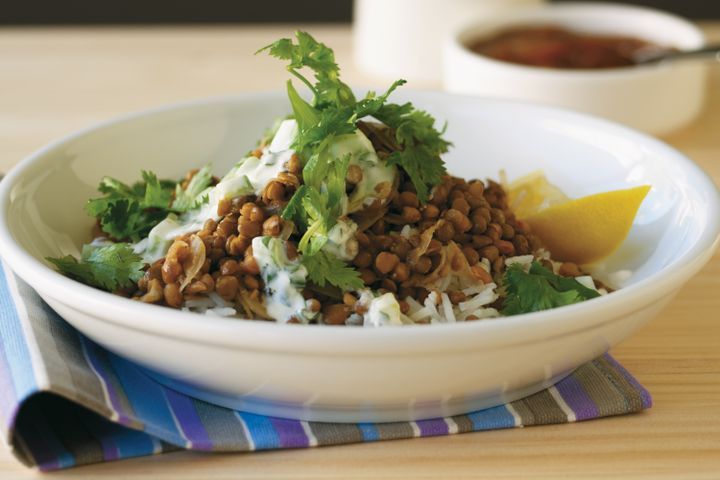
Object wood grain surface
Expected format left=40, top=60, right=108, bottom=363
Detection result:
left=0, top=24, right=718, bottom=479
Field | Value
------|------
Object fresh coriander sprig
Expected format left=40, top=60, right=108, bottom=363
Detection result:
left=302, top=250, right=364, bottom=291
left=373, top=104, right=451, bottom=202
left=171, top=164, right=213, bottom=212
left=86, top=165, right=213, bottom=242
left=259, top=31, right=452, bottom=290
left=47, top=243, right=145, bottom=292
left=260, top=31, right=450, bottom=203
left=257, top=31, right=355, bottom=109
left=502, top=261, right=600, bottom=315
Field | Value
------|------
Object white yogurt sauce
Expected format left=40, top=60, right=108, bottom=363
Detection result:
left=324, top=218, right=359, bottom=261
left=137, top=120, right=298, bottom=262
left=328, top=130, right=396, bottom=213
left=363, top=292, right=403, bottom=327
left=252, top=235, right=312, bottom=324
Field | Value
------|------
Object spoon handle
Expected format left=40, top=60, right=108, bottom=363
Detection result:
left=636, top=44, right=720, bottom=65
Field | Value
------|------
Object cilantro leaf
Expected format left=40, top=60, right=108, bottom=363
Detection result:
left=282, top=148, right=350, bottom=257
left=353, top=80, right=407, bottom=119
left=258, top=31, right=355, bottom=109
left=286, top=80, right=320, bottom=133
left=86, top=166, right=213, bottom=242
left=172, top=164, right=213, bottom=212
left=374, top=104, right=451, bottom=202
left=296, top=108, right=356, bottom=152
left=86, top=172, right=174, bottom=241
left=141, top=171, right=174, bottom=209
left=502, top=262, right=600, bottom=316
left=46, top=256, right=97, bottom=286
left=47, top=243, right=145, bottom=292
left=298, top=187, right=330, bottom=255
left=302, top=250, right=363, bottom=291
left=386, top=145, right=446, bottom=204
left=281, top=185, right=309, bottom=224
left=528, top=262, right=602, bottom=299
left=325, top=153, right=351, bottom=219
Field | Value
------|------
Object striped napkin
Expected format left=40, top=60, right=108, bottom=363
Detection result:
left=0, top=261, right=652, bottom=471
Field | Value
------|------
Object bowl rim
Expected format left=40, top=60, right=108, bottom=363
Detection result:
left=449, top=1, right=706, bottom=78
left=1, top=90, right=719, bottom=354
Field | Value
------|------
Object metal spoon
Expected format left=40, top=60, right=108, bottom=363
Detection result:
left=634, top=43, right=720, bottom=65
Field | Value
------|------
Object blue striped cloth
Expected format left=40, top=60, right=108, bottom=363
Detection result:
left=0, top=261, right=652, bottom=471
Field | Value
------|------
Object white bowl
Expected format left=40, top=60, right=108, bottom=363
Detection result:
left=443, top=2, right=707, bottom=135
left=1, top=91, right=718, bottom=422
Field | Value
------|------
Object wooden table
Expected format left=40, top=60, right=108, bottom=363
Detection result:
left=1, top=23, right=719, bottom=479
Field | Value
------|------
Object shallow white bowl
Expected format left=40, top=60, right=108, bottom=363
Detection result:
left=443, top=2, right=707, bottom=135
left=1, top=91, right=718, bottom=422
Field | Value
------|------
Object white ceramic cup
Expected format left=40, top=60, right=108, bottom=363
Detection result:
left=353, top=0, right=544, bottom=83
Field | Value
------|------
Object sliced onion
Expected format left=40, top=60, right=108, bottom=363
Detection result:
left=179, top=234, right=206, bottom=292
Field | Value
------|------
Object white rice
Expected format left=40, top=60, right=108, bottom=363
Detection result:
left=400, top=225, right=416, bottom=239
left=184, top=291, right=238, bottom=317
left=504, top=254, right=534, bottom=270
left=180, top=252, right=574, bottom=325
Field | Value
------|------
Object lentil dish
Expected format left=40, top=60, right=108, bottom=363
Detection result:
left=48, top=32, right=608, bottom=326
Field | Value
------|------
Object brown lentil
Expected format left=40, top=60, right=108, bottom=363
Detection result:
left=413, top=256, right=432, bottom=274
left=262, top=215, right=282, bottom=237
left=286, top=242, right=298, bottom=260
left=472, top=235, right=493, bottom=248
left=287, top=154, right=301, bottom=174
left=307, top=299, right=321, bottom=313
left=495, top=239, right=516, bottom=256
left=243, top=275, right=260, bottom=290
left=446, top=209, right=472, bottom=233
left=448, top=291, right=466, bottom=304
left=359, top=268, right=376, bottom=284
left=353, top=251, right=373, bottom=268
left=346, top=164, right=363, bottom=184
left=219, top=259, right=240, bottom=276
left=241, top=249, right=260, bottom=275
left=217, top=197, right=232, bottom=216
left=480, top=245, right=500, bottom=262
left=398, top=191, right=419, bottom=208
left=422, top=204, right=440, bottom=219
left=216, top=275, right=239, bottom=301
left=436, top=222, right=455, bottom=242
left=343, top=292, right=358, bottom=306
left=356, top=231, right=370, bottom=247
left=392, top=263, right=410, bottom=282
left=323, top=304, right=349, bottom=325
left=559, top=262, right=582, bottom=277
left=163, top=283, right=183, bottom=308
left=238, top=220, right=262, bottom=238
left=380, top=278, right=398, bottom=293
left=375, top=252, right=400, bottom=274
left=401, top=206, right=422, bottom=223
left=462, top=246, right=480, bottom=266
left=185, top=280, right=209, bottom=295
left=263, top=181, right=285, bottom=203
left=451, top=197, right=471, bottom=216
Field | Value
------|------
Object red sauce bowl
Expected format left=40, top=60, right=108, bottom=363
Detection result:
left=443, top=2, right=706, bottom=134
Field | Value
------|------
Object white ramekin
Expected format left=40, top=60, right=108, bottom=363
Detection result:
left=443, top=2, right=707, bottom=135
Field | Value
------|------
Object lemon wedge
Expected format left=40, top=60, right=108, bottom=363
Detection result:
left=522, top=185, right=651, bottom=265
